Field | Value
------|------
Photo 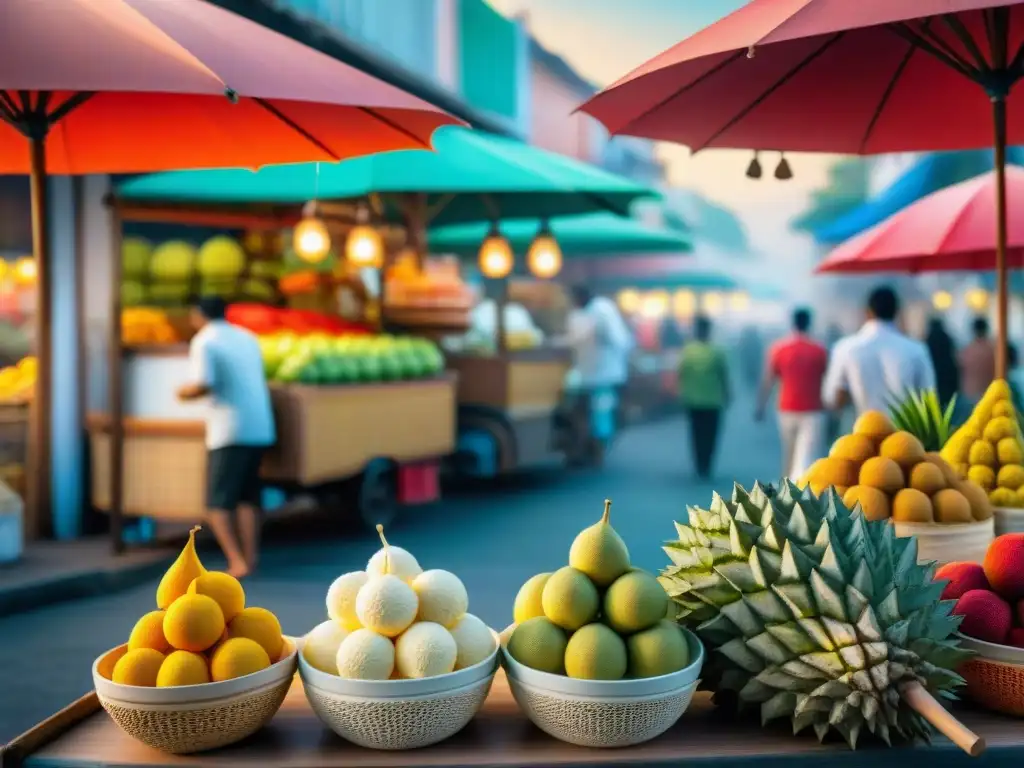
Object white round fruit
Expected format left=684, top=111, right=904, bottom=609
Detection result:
left=411, top=569, right=468, bottom=629
left=335, top=628, right=395, bottom=680
left=394, top=621, right=457, bottom=679
left=367, top=545, right=422, bottom=583
left=326, top=571, right=368, bottom=630
left=448, top=613, right=495, bottom=670
left=302, top=620, right=350, bottom=674
left=355, top=574, right=419, bottom=637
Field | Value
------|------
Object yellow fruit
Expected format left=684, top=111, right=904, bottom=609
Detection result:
left=1015, top=489, right=1024, bottom=508
left=957, top=479, right=994, bottom=521
left=156, top=525, right=207, bottom=610
left=568, top=499, right=631, bottom=587
left=210, top=637, right=271, bottom=682
left=968, top=464, right=997, bottom=490
left=998, top=438, right=1024, bottom=465
left=923, top=453, right=960, bottom=486
left=990, top=487, right=1017, bottom=507
left=984, top=416, right=1018, bottom=443
left=932, top=488, right=974, bottom=524
left=994, top=401, right=1016, bottom=418
left=808, top=457, right=859, bottom=490
left=956, top=462, right=970, bottom=479
left=541, top=566, right=600, bottom=631
left=602, top=570, right=669, bottom=634
left=357, top=525, right=420, bottom=637
left=163, top=594, right=226, bottom=653
left=228, top=606, right=284, bottom=661
left=853, top=410, right=895, bottom=439
left=112, top=648, right=165, bottom=686
left=157, top=650, right=211, bottom=687
left=187, top=572, right=245, bottom=623
left=513, top=573, right=552, bottom=624
left=507, top=617, right=569, bottom=674
left=858, top=456, right=904, bottom=494
left=128, top=610, right=169, bottom=652
left=626, top=620, right=691, bottom=679
left=829, top=434, right=876, bottom=464
left=984, top=379, right=1012, bottom=403
left=908, top=462, right=946, bottom=496
left=879, top=431, right=926, bottom=469
left=564, top=623, right=627, bottom=681
left=842, top=486, right=891, bottom=521
left=891, top=488, right=934, bottom=523
left=968, top=440, right=997, bottom=467
left=941, top=435, right=971, bottom=465
left=998, top=464, right=1024, bottom=490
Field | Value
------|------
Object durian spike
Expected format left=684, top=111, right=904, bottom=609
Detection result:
left=602, top=499, right=612, bottom=524
left=376, top=524, right=390, bottom=575
left=901, top=682, right=985, bottom=756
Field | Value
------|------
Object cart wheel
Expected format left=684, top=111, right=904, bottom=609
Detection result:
left=358, top=458, right=398, bottom=530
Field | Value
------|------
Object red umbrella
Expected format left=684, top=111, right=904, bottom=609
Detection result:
left=579, top=1, right=1024, bottom=376
left=0, top=0, right=460, bottom=526
left=817, top=167, right=1024, bottom=274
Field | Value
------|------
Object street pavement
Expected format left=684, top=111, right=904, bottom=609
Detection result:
left=0, top=387, right=784, bottom=744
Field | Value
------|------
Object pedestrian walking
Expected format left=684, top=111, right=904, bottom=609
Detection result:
left=958, top=316, right=997, bottom=417
left=678, top=315, right=731, bottom=479
left=177, top=296, right=276, bottom=579
left=925, top=316, right=960, bottom=411
left=822, top=286, right=936, bottom=416
left=755, top=307, right=829, bottom=479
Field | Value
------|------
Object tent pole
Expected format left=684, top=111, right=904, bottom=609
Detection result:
left=108, top=203, right=125, bottom=554
left=993, top=95, right=1009, bottom=381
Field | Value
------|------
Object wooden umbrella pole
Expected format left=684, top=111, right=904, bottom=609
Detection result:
left=993, top=94, right=1009, bottom=381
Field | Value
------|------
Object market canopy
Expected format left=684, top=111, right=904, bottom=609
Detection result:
left=115, top=126, right=658, bottom=226
left=428, top=212, right=691, bottom=257
left=590, top=270, right=739, bottom=292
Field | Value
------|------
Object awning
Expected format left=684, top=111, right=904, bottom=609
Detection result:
left=591, top=270, right=739, bottom=292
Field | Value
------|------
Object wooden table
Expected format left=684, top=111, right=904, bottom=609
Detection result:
left=5, top=670, right=1024, bottom=768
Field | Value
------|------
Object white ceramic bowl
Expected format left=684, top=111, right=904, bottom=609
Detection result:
left=501, top=624, right=705, bottom=747
left=892, top=517, right=994, bottom=566
left=957, top=632, right=1024, bottom=665
left=298, top=628, right=499, bottom=750
left=92, top=637, right=298, bottom=754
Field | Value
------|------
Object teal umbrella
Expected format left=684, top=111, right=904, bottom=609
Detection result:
left=591, top=271, right=739, bottom=292
left=115, top=126, right=657, bottom=225
left=428, top=212, right=691, bottom=257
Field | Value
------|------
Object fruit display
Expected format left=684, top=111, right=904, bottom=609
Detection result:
left=942, top=379, right=1024, bottom=508
left=506, top=500, right=691, bottom=680
left=301, top=525, right=495, bottom=680
left=121, top=308, right=182, bottom=346
left=800, top=409, right=993, bottom=525
left=940, top=534, right=1024, bottom=647
left=661, top=481, right=974, bottom=748
left=103, top=527, right=288, bottom=687
left=0, top=356, right=36, bottom=404
left=385, top=254, right=474, bottom=311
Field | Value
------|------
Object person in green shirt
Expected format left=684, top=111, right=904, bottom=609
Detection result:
left=678, top=315, right=731, bottom=479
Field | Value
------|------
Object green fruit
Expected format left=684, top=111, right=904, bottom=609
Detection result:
left=197, top=235, right=245, bottom=279
left=568, top=499, right=630, bottom=587
left=150, top=240, right=196, bottom=282
left=626, top=620, right=689, bottom=678
left=603, top=570, right=669, bottom=634
left=379, top=355, right=403, bottom=381
left=507, top=617, right=568, bottom=674
left=147, top=283, right=190, bottom=305
left=121, top=280, right=145, bottom=307
left=513, top=573, right=551, bottom=624
left=122, top=237, right=152, bottom=279
left=240, top=278, right=274, bottom=301
left=564, top=623, right=627, bottom=680
left=541, top=566, right=599, bottom=631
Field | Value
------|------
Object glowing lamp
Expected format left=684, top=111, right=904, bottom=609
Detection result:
left=642, top=290, right=669, bottom=319
left=526, top=224, right=562, bottom=279
left=478, top=226, right=513, bottom=279
left=13, top=257, right=36, bottom=286
left=702, top=291, right=723, bottom=315
left=292, top=204, right=331, bottom=264
left=965, top=288, right=989, bottom=312
left=672, top=289, right=696, bottom=318
left=617, top=289, right=641, bottom=313
left=346, top=224, right=383, bottom=269
left=729, top=291, right=750, bottom=311
left=932, top=290, right=953, bottom=312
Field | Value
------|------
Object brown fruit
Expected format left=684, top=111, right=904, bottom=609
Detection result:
left=924, top=452, right=961, bottom=486
left=932, top=488, right=974, bottom=524
left=808, top=457, right=859, bottom=490
left=879, top=431, right=926, bottom=469
left=957, top=479, right=994, bottom=521
left=908, top=462, right=946, bottom=496
left=853, top=410, right=895, bottom=440
left=830, top=434, right=876, bottom=464
left=858, top=456, right=904, bottom=494
left=892, top=488, right=934, bottom=523
left=842, top=485, right=891, bottom=521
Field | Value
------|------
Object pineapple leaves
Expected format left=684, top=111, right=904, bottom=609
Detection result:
left=887, top=388, right=957, bottom=452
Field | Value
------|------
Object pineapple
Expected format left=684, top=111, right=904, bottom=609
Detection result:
left=887, top=389, right=956, bottom=453
left=660, top=481, right=972, bottom=749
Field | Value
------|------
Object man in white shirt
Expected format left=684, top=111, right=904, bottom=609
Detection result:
left=177, top=297, right=276, bottom=578
left=822, top=286, right=936, bottom=415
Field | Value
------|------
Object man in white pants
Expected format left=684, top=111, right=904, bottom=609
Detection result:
left=756, top=308, right=829, bottom=479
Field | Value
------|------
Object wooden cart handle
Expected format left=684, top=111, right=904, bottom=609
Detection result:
left=902, top=681, right=985, bottom=756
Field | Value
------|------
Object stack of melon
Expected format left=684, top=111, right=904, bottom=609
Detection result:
left=801, top=410, right=993, bottom=526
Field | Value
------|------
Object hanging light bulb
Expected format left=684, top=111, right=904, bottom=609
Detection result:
left=641, top=290, right=669, bottom=319
left=13, top=256, right=36, bottom=286
left=774, top=153, right=793, bottom=180
left=345, top=202, right=384, bottom=269
left=478, top=223, right=514, bottom=279
left=703, top=291, right=724, bottom=315
left=746, top=151, right=762, bottom=179
left=932, top=290, right=953, bottom=312
left=293, top=201, right=331, bottom=264
left=617, top=288, right=641, bottom=314
left=729, top=291, right=751, bottom=311
left=526, top=221, right=562, bottom=279
left=672, top=289, right=695, bottom=318
left=965, top=288, right=989, bottom=312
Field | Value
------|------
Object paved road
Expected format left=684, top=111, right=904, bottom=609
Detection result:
left=0, top=391, right=784, bottom=743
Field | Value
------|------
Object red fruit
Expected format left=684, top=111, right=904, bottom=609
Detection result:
left=1008, top=628, right=1024, bottom=649
left=983, top=533, right=1024, bottom=601
left=953, top=589, right=1012, bottom=644
left=934, top=562, right=990, bottom=601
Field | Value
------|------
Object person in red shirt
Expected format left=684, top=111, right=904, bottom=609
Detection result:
left=755, top=307, right=829, bottom=479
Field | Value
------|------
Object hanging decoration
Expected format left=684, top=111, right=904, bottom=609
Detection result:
left=932, top=290, right=954, bottom=312
left=745, top=151, right=763, bottom=179
left=345, top=201, right=384, bottom=269
left=526, top=221, right=562, bottom=279
left=478, top=223, right=514, bottom=279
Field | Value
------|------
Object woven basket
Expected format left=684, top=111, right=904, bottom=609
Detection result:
left=993, top=506, right=1024, bottom=535
left=92, top=637, right=297, bottom=754
left=298, top=629, right=499, bottom=750
left=892, top=518, right=994, bottom=566
left=500, top=625, right=705, bottom=748
left=957, top=633, right=1024, bottom=717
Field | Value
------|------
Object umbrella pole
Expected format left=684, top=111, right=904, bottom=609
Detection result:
left=993, top=95, right=1009, bottom=380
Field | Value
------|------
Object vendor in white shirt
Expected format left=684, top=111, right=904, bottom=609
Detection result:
left=822, top=286, right=936, bottom=415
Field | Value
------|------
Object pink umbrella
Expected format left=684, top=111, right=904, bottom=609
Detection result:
left=817, top=167, right=1024, bottom=274
left=0, top=0, right=460, bottom=528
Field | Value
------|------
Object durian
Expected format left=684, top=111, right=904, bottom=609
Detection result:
left=659, top=481, right=979, bottom=751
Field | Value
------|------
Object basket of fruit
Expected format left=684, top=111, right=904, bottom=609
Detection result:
left=501, top=501, right=705, bottom=748
left=941, top=534, right=1024, bottom=717
left=298, top=525, right=499, bottom=750
left=92, top=527, right=297, bottom=754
